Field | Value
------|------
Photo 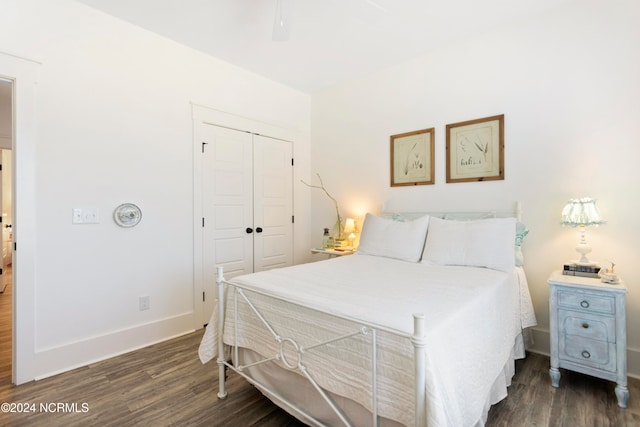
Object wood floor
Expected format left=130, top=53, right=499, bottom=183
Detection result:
left=0, top=265, right=12, bottom=387
left=0, top=276, right=639, bottom=426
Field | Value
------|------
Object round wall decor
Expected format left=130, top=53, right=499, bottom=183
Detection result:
left=114, top=203, right=142, bottom=228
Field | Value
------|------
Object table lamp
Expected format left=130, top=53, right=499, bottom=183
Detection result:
left=561, top=197, right=604, bottom=265
left=344, top=218, right=356, bottom=249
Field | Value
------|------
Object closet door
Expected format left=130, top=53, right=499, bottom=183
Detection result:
left=253, top=135, right=293, bottom=271
left=200, top=124, right=293, bottom=323
left=202, top=125, right=253, bottom=293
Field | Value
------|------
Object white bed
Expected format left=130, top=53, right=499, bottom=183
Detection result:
left=199, top=208, right=537, bottom=427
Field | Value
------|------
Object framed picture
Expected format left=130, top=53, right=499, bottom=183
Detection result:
left=446, top=114, right=504, bottom=183
left=390, top=128, right=435, bottom=187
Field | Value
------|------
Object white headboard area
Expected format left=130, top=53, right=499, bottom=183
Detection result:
left=379, top=201, right=528, bottom=266
left=380, top=201, right=523, bottom=222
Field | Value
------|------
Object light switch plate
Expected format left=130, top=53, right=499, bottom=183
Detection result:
left=72, top=208, right=83, bottom=224
left=72, top=208, right=99, bottom=224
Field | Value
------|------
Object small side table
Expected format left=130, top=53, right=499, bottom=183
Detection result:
left=548, top=271, right=628, bottom=408
left=311, top=248, right=355, bottom=258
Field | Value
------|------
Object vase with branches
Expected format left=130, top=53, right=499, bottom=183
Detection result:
left=301, top=173, right=344, bottom=241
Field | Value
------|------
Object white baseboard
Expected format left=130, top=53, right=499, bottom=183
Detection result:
left=528, top=327, right=640, bottom=380
left=31, top=312, right=198, bottom=382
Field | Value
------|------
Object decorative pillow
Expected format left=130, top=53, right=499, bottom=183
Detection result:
left=515, top=221, right=528, bottom=267
left=421, top=217, right=516, bottom=272
left=357, top=213, right=430, bottom=262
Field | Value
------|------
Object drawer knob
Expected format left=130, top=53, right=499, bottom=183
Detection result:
left=581, top=350, right=591, bottom=359
left=580, top=300, right=590, bottom=308
left=582, top=323, right=589, bottom=329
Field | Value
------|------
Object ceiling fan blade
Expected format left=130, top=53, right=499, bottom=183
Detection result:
left=272, top=0, right=291, bottom=42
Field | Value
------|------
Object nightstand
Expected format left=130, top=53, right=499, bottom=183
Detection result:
left=548, top=271, right=628, bottom=408
left=311, top=248, right=355, bottom=258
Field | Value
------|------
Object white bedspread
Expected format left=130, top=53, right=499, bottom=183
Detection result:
left=199, top=254, right=537, bottom=427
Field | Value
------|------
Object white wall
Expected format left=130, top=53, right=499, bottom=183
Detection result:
left=311, top=0, right=640, bottom=375
left=0, top=0, right=310, bottom=383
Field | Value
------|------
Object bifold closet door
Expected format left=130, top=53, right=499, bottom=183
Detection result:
left=202, top=125, right=254, bottom=285
left=202, top=125, right=293, bottom=286
left=252, top=134, right=293, bottom=271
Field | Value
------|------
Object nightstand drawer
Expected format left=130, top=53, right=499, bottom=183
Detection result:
left=558, top=291, right=615, bottom=314
left=560, top=310, right=615, bottom=342
left=560, top=335, right=616, bottom=372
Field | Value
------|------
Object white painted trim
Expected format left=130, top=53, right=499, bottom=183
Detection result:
left=192, top=113, right=204, bottom=330
left=191, top=102, right=299, bottom=142
left=33, top=314, right=195, bottom=380
left=0, top=52, right=39, bottom=385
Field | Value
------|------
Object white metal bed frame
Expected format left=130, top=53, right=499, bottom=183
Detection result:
left=214, top=204, right=524, bottom=427
left=216, top=266, right=427, bottom=426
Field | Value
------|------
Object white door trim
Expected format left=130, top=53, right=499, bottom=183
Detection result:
left=0, top=51, right=39, bottom=385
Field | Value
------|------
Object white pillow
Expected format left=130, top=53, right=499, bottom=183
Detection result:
left=421, top=217, right=516, bottom=272
left=357, top=213, right=430, bottom=262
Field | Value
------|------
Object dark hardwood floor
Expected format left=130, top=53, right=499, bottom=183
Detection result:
left=0, top=265, right=12, bottom=387
left=487, top=352, right=640, bottom=426
left=0, top=276, right=638, bottom=426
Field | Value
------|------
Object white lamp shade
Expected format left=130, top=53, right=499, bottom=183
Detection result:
left=343, top=218, right=356, bottom=234
left=561, top=198, right=604, bottom=227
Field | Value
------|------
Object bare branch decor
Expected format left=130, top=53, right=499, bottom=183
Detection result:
left=390, top=128, right=435, bottom=187
left=301, top=173, right=343, bottom=238
left=446, top=114, right=504, bottom=183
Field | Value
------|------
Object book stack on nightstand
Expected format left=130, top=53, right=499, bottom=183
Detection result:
left=562, top=263, right=601, bottom=278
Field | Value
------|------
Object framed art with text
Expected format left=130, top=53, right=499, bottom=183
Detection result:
left=446, top=114, right=504, bottom=183
left=390, top=128, right=435, bottom=187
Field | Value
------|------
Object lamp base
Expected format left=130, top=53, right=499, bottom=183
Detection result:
left=574, top=240, right=595, bottom=266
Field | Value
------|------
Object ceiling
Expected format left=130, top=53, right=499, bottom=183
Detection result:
left=77, top=0, right=570, bottom=93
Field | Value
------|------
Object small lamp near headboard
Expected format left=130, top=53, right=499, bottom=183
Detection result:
left=344, top=218, right=356, bottom=249
left=561, top=197, right=604, bottom=265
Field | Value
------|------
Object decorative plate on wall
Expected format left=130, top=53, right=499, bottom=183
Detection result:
left=113, top=203, right=142, bottom=228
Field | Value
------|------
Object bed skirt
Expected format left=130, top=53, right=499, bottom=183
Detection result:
left=234, top=331, right=530, bottom=427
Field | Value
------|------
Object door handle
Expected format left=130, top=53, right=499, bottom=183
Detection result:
left=256, top=227, right=263, bottom=233
left=246, top=227, right=253, bottom=234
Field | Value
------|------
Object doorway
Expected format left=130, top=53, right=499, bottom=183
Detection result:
left=0, top=78, right=12, bottom=385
